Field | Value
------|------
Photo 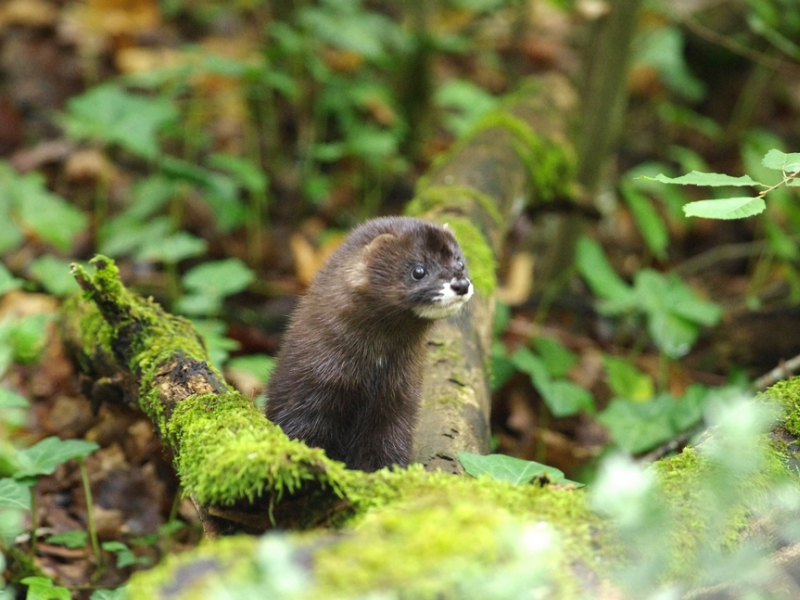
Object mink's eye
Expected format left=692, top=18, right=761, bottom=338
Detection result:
left=411, top=265, right=427, bottom=281
left=455, top=260, right=465, bottom=271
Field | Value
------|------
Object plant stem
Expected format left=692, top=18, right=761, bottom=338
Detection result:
left=79, top=459, right=102, bottom=567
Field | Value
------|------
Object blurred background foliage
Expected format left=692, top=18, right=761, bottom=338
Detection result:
left=1, top=0, right=800, bottom=596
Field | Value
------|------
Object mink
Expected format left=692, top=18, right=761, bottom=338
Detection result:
left=266, top=216, right=473, bottom=472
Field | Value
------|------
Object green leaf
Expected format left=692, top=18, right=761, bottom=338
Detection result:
left=683, top=197, right=766, bottom=219
left=598, top=396, right=678, bottom=454
left=458, top=452, right=582, bottom=487
left=21, top=576, right=71, bottom=600
left=647, top=171, right=759, bottom=187
left=0, top=387, right=29, bottom=409
left=533, top=337, right=577, bottom=378
left=509, top=347, right=548, bottom=386
left=226, top=355, right=276, bottom=382
left=604, top=356, right=653, bottom=401
left=13, top=172, right=87, bottom=251
left=103, top=541, right=150, bottom=568
left=435, top=79, right=498, bottom=136
left=631, top=270, right=720, bottom=358
left=762, top=149, right=800, bottom=173
left=0, top=507, right=25, bottom=546
left=90, top=589, right=127, bottom=600
left=208, top=154, right=268, bottom=194
left=59, top=84, right=177, bottom=159
left=575, top=237, right=634, bottom=305
left=47, top=530, right=88, bottom=548
left=14, top=437, right=99, bottom=479
left=7, top=314, right=52, bottom=365
left=28, top=256, right=80, bottom=296
left=0, top=477, right=32, bottom=510
left=0, top=263, right=23, bottom=295
left=136, top=231, right=207, bottom=264
left=99, top=215, right=172, bottom=258
left=620, top=184, right=668, bottom=260
left=538, top=379, right=595, bottom=417
left=181, top=259, right=255, bottom=298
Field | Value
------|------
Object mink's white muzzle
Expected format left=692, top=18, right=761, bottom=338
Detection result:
left=413, top=278, right=474, bottom=320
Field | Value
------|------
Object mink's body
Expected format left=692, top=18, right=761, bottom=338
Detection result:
left=266, top=216, right=473, bottom=472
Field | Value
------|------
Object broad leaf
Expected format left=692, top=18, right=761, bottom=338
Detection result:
left=47, top=530, right=88, bottom=548
left=0, top=477, right=31, bottom=510
left=458, top=452, right=582, bottom=486
left=182, top=259, right=255, bottom=298
left=0, top=263, right=23, bottom=295
left=761, top=149, right=800, bottom=173
left=538, top=379, right=595, bottom=417
left=620, top=184, right=668, bottom=260
left=0, top=387, right=29, bottom=409
left=21, top=577, right=71, bottom=600
left=29, top=256, right=80, bottom=296
left=575, top=236, right=634, bottom=304
left=533, top=337, right=577, bottom=379
left=683, top=197, right=766, bottom=219
left=14, top=437, right=99, bottom=479
left=648, top=171, right=759, bottom=187
left=13, top=172, right=87, bottom=250
left=604, top=356, right=653, bottom=402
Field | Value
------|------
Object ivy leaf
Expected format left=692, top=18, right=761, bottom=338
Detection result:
left=13, top=437, right=99, bottom=479
left=683, top=197, right=766, bottom=219
left=646, top=171, right=759, bottom=187
left=762, top=149, right=800, bottom=173
left=533, top=337, right=577, bottom=379
left=103, top=541, right=150, bottom=568
left=21, top=576, right=71, bottom=600
left=0, top=477, right=32, bottom=510
left=458, top=452, right=582, bottom=486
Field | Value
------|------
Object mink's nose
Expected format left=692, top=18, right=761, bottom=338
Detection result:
left=451, top=278, right=471, bottom=295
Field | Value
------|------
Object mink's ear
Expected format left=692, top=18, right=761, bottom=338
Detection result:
left=345, top=233, right=397, bottom=290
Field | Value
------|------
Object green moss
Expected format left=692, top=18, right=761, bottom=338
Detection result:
left=406, top=185, right=503, bottom=229
left=431, top=216, right=495, bottom=296
left=166, top=392, right=348, bottom=506
left=764, top=378, right=800, bottom=436
left=128, top=468, right=600, bottom=600
left=652, top=439, right=793, bottom=580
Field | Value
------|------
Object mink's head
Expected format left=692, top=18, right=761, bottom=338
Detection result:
left=339, top=216, right=474, bottom=320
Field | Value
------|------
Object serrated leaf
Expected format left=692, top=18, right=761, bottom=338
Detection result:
left=14, top=437, right=99, bottom=479
left=457, top=451, right=582, bottom=486
left=598, top=396, right=677, bottom=454
left=761, top=149, right=800, bottom=173
left=0, top=477, right=32, bottom=509
left=683, top=197, right=766, bottom=219
left=648, top=171, right=759, bottom=187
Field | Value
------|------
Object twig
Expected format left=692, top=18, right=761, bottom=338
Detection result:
left=754, top=354, right=800, bottom=391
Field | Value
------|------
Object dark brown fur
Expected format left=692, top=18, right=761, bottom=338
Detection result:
left=266, top=217, right=472, bottom=471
